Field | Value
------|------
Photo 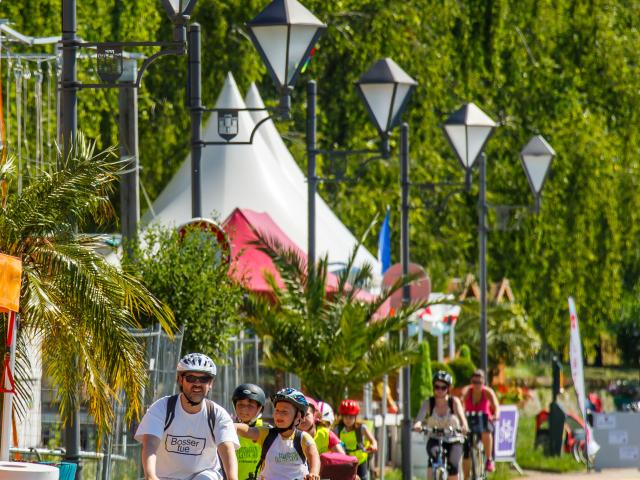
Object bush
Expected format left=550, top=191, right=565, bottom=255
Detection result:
left=411, top=341, right=433, bottom=417
left=448, top=357, right=476, bottom=387
left=459, top=344, right=471, bottom=360
left=431, top=361, right=456, bottom=387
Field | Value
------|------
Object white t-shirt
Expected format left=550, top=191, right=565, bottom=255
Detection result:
left=255, top=427, right=314, bottom=480
left=135, top=395, right=240, bottom=480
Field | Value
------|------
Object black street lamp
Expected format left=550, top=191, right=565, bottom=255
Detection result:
left=246, top=0, right=326, bottom=116
left=356, top=58, right=418, bottom=155
left=442, top=103, right=554, bottom=375
left=520, top=135, right=556, bottom=212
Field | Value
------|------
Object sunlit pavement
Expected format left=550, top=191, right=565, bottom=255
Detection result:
left=523, top=468, right=640, bottom=479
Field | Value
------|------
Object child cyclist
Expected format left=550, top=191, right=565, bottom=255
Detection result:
left=235, top=387, right=320, bottom=480
left=232, top=383, right=268, bottom=480
left=334, top=399, right=377, bottom=480
left=299, top=396, right=345, bottom=455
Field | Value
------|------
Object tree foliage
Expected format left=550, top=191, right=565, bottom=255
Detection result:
left=6, top=0, right=640, bottom=358
left=124, top=223, right=245, bottom=361
left=0, top=136, right=174, bottom=437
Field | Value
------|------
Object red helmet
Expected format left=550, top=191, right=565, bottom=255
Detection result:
left=339, top=399, right=360, bottom=416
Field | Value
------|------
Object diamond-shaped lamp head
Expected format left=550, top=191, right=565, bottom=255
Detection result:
left=247, top=0, right=326, bottom=93
left=443, top=102, right=497, bottom=172
left=356, top=58, right=417, bottom=137
left=162, top=0, right=197, bottom=22
left=520, top=135, right=556, bottom=195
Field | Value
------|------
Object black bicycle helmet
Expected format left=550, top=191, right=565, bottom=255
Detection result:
left=432, top=370, right=453, bottom=386
left=232, top=383, right=266, bottom=408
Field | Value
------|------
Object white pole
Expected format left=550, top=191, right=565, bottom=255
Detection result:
left=437, top=334, right=444, bottom=362
left=1, top=312, right=18, bottom=460
left=449, top=325, right=455, bottom=359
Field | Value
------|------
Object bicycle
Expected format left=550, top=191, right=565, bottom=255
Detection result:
left=466, top=412, right=487, bottom=480
left=423, top=426, right=464, bottom=480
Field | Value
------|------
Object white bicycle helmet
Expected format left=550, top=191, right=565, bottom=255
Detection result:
left=317, top=400, right=335, bottom=425
left=177, top=353, right=217, bottom=376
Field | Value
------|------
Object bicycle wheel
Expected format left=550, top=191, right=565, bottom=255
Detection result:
left=434, top=466, right=447, bottom=480
left=473, top=442, right=486, bottom=479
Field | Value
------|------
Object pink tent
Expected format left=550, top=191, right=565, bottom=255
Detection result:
left=223, top=208, right=377, bottom=303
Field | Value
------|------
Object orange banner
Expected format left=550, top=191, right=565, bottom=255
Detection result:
left=0, top=253, right=22, bottom=313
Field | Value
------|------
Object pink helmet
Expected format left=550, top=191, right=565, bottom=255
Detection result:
left=304, top=396, right=319, bottom=413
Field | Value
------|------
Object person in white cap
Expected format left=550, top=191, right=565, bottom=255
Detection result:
left=135, top=353, right=239, bottom=480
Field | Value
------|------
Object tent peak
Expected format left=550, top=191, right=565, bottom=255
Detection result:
left=214, top=72, right=246, bottom=109
left=245, top=82, right=266, bottom=109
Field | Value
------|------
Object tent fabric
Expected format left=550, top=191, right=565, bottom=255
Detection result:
left=144, top=72, right=379, bottom=274
left=224, top=207, right=342, bottom=293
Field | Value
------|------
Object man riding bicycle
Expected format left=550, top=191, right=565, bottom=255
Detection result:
left=135, top=353, right=239, bottom=480
left=462, top=369, right=500, bottom=474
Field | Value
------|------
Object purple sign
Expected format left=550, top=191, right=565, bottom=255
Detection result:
left=494, top=405, right=519, bottom=459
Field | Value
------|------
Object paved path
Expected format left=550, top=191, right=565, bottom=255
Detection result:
left=523, top=468, right=640, bottom=479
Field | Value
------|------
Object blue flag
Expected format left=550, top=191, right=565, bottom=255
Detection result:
left=378, top=207, right=391, bottom=275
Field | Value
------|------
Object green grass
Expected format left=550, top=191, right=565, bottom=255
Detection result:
left=514, top=416, right=585, bottom=473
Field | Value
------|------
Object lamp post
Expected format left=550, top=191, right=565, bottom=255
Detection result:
left=356, top=58, right=417, bottom=480
left=443, top=103, right=555, bottom=374
left=60, top=0, right=195, bottom=472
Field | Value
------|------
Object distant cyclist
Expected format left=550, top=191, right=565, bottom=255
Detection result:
left=462, top=369, right=500, bottom=474
left=135, top=353, right=239, bottom=480
left=232, top=383, right=268, bottom=480
left=413, top=371, right=468, bottom=480
left=299, top=396, right=345, bottom=455
left=235, top=387, right=320, bottom=480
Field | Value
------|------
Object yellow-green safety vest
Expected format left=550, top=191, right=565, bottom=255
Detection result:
left=237, top=418, right=263, bottom=480
left=313, top=425, right=331, bottom=454
left=338, top=425, right=368, bottom=465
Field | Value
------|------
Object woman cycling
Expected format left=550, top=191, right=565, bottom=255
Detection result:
left=413, top=371, right=468, bottom=480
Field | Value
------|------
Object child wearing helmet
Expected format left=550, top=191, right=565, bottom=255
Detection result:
left=413, top=371, right=469, bottom=480
left=334, top=399, right=377, bottom=480
left=232, top=384, right=268, bottom=480
left=299, top=396, right=344, bottom=455
left=235, top=387, right=320, bottom=480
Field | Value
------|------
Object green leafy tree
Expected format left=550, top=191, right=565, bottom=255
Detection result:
left=10, top=0, right=640, bottom=360
left=244, top=229, right=421, bottom=408
left=124, top=223, right=245, bottom=361
left=454, top=301, right=541, bottom=374
left=459, top=344, right=472, bottom=360
left=0, top=137, right=174, bottom=436
left=410, top=341, right=433, bottom=418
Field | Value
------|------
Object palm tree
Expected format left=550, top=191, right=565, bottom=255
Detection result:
left=0, top=135, right=174, bottom=437
left=244, top=226, right=423, bottom=408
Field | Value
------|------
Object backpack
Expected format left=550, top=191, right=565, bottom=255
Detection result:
left=319, top=452, right=358, bottom=480
left=335, top=423, right=366, bottom=453
left=163, top=394, right=217, bottom=442
left=428, top=396, right=454, bottom=416
left=253, top=428, right=306, bottom=478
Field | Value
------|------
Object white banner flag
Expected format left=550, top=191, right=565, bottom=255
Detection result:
left=568, top=297, right=600, bottom=456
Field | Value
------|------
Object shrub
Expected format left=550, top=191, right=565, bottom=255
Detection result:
left=411, top=341, right=433, bottom=417
left=448, top=357, right=476, bottom=387
left=459, top=344, right=471, bottom=360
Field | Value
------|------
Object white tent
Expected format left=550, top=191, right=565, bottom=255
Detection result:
left=145, top=72, right=378, bottom=271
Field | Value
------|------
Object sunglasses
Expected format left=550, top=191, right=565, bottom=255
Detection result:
left=183, top=374, right=212, bottom=384
left=472, top=379, right=483, bottom=385
left=434, top=384, right=448, bottom=391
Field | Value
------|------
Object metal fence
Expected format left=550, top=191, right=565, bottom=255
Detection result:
left=100, top=324, right=184, bottom=480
